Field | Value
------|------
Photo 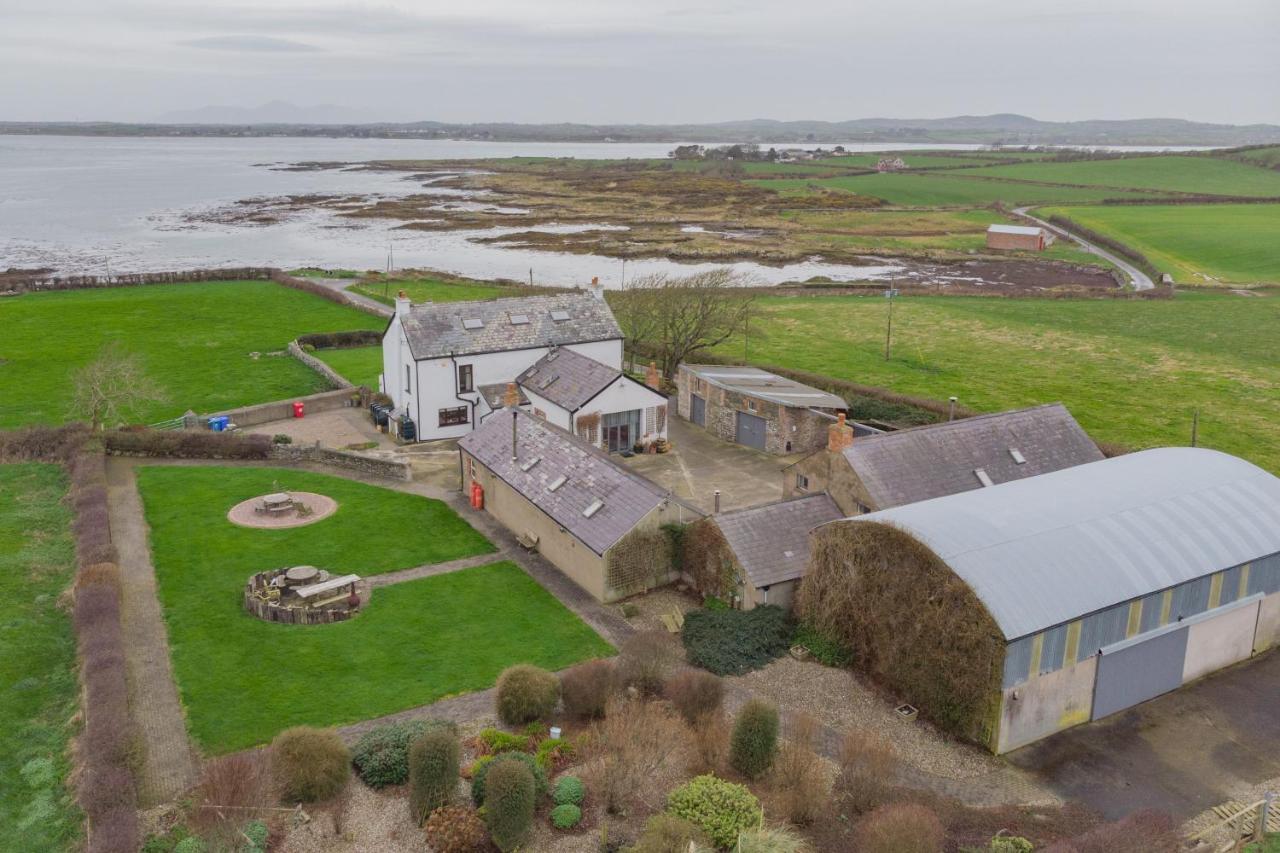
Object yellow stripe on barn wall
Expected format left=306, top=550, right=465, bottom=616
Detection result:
left=1240, top=564, right=1252, bottom=599
left=1126, top=601, right=1142, bottom=637
left=1160, top=589, right=1173, bottom=625
left=1065, top=620, right=1081, bottom=664
left=1028, top=633, right=1044, bottom=679
left=1209, top=573, right=1224, bottom=609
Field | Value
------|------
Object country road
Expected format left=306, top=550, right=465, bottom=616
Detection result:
left=1013, top=207, right=1154, bottom=291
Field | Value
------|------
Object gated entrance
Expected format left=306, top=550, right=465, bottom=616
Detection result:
left=1091, top=624, right=1189, bottom=721
left=735, top=411, right=767, bottom=451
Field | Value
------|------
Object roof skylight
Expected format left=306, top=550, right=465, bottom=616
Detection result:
left=550, top=310, right=571, bottom=322
left=1009, top=448, right=1027, bottom=465
left=583, top=499, right=604, bottom=518
left=519, top=456, right=541, bottom=472
left=462, top=318, right=484, bottom=330
left=547, top=475, right=567, bottom=492
left=974, top=468, right=995, bottom=487
left=510, top=314, right=530, bottom=325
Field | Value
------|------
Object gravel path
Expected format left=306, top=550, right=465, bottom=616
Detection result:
left=299, top=277, right=393, bottom=317
left=106, top=458, right=200, bottom=806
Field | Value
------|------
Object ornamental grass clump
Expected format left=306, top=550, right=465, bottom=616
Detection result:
left=550, top=803, right=583, bottom=829
left=736, top=825, right=815, bottom=853
left=353, top=719, right=454, bottom=788
left=553, top=775, right=585, bottom=806
left=271, top=726, right=350, bottom=803
left=664, top=669, right=724, bottom=725
left=408, top=726, right=461, bottom=824
left=854, top=803, right=944, bottom=853
left=495, top=664, right=560, bottom=725
left=483, top=759, right=536, bottom=852
left=666, top=774, right=762, bottom=849
left=630, top=814, right=712, bottom=853
left=730, top=699, right=779, bottom=780
left=559, top=658, right=617, bottom=719
left=470, top=752, right=547, bottom=807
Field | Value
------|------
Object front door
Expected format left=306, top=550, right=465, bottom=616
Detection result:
left=690, top=393, right=706, bottom=426
left=605, top=423, right=630, bottom=453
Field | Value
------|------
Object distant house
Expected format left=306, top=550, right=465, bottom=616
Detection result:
left=676, top=364, right=846, bottom=455
left=381, top=291, right=621, bottom=442
left=458, top=410, right=701, bottom=602
left=876, top=156, right=907, bottom=172
left=785, top=403, right=1104, bottom=515
left=986, top=224, right=1052, bottom=252
left=685, top=493, right=842, bottom=610
left=517, top=349, right=669, bottom=453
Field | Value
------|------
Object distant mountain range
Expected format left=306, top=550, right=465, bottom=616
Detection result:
left=3, top=109, right=1279, bottom=146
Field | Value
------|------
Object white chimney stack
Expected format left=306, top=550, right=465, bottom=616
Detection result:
left=395, top=289, right=411, bottom=319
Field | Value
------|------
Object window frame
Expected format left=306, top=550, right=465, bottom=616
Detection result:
left=438, top=406, right=469, bottom=427
left=457, top=363, right=473, bottom=393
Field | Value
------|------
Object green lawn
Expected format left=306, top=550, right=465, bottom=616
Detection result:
left=966, top=155, right=1280, bottom=197
left=753, top=173, right=1161, bottom=206
left=313, top=347, right=384, bottom=390
left=0, top=281, right=383, bottom=429
left=712, top=290, right=1280, bottom=474
left=138, top=466, right=611, bottom=752
left=0, top=464, right=80, bottom=851
left=350, top=276, right=515, bottom=307
left=1040, top=204, right=1280, bottom=284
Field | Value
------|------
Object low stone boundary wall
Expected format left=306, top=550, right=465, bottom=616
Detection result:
left=203, top=387, right=367, bottom=430
left=289, top=341, right=353, bottom=389
left=270, top=444, right=412, bottom=482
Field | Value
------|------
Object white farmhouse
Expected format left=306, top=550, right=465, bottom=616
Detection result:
left=381, top=291, right=624, bottom=443
left=517, top=347, right=669, bottom=453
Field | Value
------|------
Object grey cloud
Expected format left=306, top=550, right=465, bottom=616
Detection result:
left=178, top=35, right=322, bottom=52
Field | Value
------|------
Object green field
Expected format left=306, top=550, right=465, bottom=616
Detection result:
left=712, top=290, right=1280, bottom=473
left=0, top=281, right=382, bottom=429
left=313, top=346, right=384, bottom=390
left=1230, top=146, right=1280, bottom=169
left=966, top=155, right=1280, bottom=197
left=0, top=464, right=80, bottom=851
left=138, top=466, right=611, bottom=752
left=754, top=172, right=1162, bottom=206
left=350, top=276, right=515, bottom=306
left=1039, top=204, right=1280, bottom=283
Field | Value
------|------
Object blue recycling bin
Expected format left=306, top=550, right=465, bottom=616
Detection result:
left=219, top=416, right=230, bottom=431
left=208, top=417, right=222, bottom=432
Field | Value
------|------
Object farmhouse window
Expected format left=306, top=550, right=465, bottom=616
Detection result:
left=795, top=473, right=809, bottom=491
left=746, top=398, right=757, bottom=412
left=458, top=364, right=474, bottom=393
left=439, top=406, right=468, bottom=427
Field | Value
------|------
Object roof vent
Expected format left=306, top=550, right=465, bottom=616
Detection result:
left=550, top=310, right=571, bottom=322
left=583, top=499, right=604, bottom=518
left=974, top=468, right=994, bottom=488
left=510, top=313, right=530, bottom=325
left=462, top=318, right=484, bottom=330
left=519, top=456, right=541, bottom=472
left=1009, top=448, right=1027, bottom=465
left=545, top=350, right=560, bottom=362
left=547, top=475, right=567, bottom=492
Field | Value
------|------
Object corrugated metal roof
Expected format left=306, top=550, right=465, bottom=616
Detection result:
left=714, top=493, right=843, bottom=587
left=849, top=448, right=1280, bottom=640
left=682, top=364, right=846, bottom=410
left=459, top=409, right=697, bottom=555
left=988, top=224, right=1044, bottom=237
left=517, top=348, right=621, bottom=412
left=844, top=403, right=1104, bottom=509
left=400, top=292, right=621, bottom=360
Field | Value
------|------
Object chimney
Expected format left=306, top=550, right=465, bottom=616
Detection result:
left=503, top=382, right=520, bottom=409
left=644, top=361, right=661, bottom=391
left=713, top=489, right=721, bottom=514
left=828, top=412, right=854, bottom=453
left=394, top=289, right=410, bottom=320
left=589, top=276, right=604, bottom=300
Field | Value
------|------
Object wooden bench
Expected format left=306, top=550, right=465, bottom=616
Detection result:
left=296, top=574, right=360, bottom=600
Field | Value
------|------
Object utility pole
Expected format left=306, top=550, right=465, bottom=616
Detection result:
left=743, top=305, right=751, bottom=361
left=529, top=267, right=533, bottom=287
left=1191, top=408, right=1199, bottom=447
left=883, top=288, right=899, bottom=361
left=621, top=258, right=627, bottom=290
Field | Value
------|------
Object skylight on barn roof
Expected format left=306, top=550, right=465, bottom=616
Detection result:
left=974, top=468, right=995, bottom=487
left=583, top=499, right=604, bottom=518
left=519, top=456, right=541, bottom=472
left=1009, top=448, right=1027, bottom=465
left=462, top=318, right=484, bottom=330
left=550, top=310, right=571, bottom=322
left=547, top=475, right=567, bottom=492
left=510, top=314, right=531, bottom=325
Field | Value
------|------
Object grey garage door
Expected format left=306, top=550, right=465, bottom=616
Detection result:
left=1091, top=625, right=1188, bottom=721
left=735, top=411, right=767, bottom=450
left=690, top=394, right=706, bottom=426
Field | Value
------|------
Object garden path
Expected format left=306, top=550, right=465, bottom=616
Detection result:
left=105, top=458, right=200, bottom=806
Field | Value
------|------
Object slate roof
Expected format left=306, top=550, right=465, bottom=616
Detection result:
left=517, top=348, right=621, bottom=412
left=400, top=292, right=621, bottom=360
left=458, top=409, right=696, bottom=555
left=850, top=448, right=1280, bottom=640
left=844, top=403, right=1103, bottom=510
left=714, top=493, right=843, bottom=587
left=682, top=364, right=846, bottom=410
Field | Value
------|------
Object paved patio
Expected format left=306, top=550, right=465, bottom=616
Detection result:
left=244, top=407, right=394, bottom=451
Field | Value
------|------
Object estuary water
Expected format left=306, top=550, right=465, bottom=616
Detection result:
left=0, top=135, right=1206, bottom=287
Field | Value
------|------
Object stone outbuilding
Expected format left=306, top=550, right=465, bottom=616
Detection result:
left=458, top=409, right=701, bottom=602
left=802, top=447, right=1280, bottom=753
left=786, top=403, right=1103, bottom=515
left=676, top=364, right=846, bottom=455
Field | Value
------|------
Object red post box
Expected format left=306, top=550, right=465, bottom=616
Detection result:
left=292, top=401, right=305, bottom=418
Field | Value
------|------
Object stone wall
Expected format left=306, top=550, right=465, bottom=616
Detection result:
left=204, top=387, right=366, bottom=429
left=289, top=340, right=354, bottom=389
left=270, top=444, right=412, bottom=481
left=786, top=448, right=877, bottom=514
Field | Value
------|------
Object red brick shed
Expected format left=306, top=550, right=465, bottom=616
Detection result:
left=987, top=224, right=1047, bottom=251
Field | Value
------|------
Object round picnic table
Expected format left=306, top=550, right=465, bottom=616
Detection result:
left=284, top=565, right=320, bottom=586
left=263, top=492, right=292, bottom=508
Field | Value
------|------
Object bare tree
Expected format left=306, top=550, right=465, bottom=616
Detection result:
left=70, top=343, right=166, bottom=429
left=609, top=269, right=756, bottom=377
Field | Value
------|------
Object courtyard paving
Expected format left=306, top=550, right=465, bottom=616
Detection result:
left=244, top=407, right=394, bottom=451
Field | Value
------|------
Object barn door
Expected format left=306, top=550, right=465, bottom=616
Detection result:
left=1091, top=625, right=1188, bottom=721
left=735, top=411, right=767, bottom=450
left=690, top=394, right=706, bottom=426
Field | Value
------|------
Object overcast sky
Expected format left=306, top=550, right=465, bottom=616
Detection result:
left=3, top=0, right=1277, bottom=124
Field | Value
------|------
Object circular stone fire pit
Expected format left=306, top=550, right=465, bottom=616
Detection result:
left=227, top=491, right=338, bottom=529
left=244, top=566, right=370, bottom=625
